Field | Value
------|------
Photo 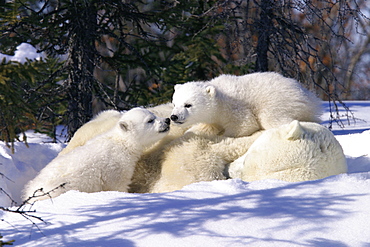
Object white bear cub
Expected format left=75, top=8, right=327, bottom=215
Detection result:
left=171, top=72, right=322, bottom=137
left=23, top=108, right=170, bottom=201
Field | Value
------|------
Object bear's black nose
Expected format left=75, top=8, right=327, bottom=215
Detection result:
left=165, top=118, right=170, bottom=125
left=170, top=115, right=178, bottom=121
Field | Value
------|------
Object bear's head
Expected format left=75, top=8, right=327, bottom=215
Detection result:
left=119, top=107, right=170, bottom=147
left=241, top=120, right=347, bottom=182
left=170, top=82, right=217, bottom=127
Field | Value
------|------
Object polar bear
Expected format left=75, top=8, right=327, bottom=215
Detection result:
left=22, top=108, right=170, bottom=201
left=59, top=102, right=177, bottom=156
left=150, top=131, right=263, bottom=193
left=236, top=120, right=347, bottom=182
left=170, top=72, right=322, bottom=137
left=54, top=103, right=187, bottom=193
left=53, top=103, right=187, bottom=193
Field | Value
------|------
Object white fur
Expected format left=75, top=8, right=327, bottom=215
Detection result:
left=171, top=72, right=322, bottom=137
left=53, top=103, right=187, bottom=194
left=22, top=108, right=170, bottom=201
left=150, top=131, right=263, bottom=193
left=60, top=103, right=176, bottom=156
left=127, top=103, right=193, bottom=192
left=240, top=121, right=347, bottom=182
left=59, top=109, right=124, bottom=155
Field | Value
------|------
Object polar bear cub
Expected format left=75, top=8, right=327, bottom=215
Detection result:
left=171, top=72, right=322, bottom=137
left=59, top=102, right=177, bottom=156
left=239, top=120, right=347, bottom=182
left=22, top=108, right=170, bottom=201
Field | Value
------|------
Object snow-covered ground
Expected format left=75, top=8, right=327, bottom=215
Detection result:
left=1, top=101, right=370, bottom=247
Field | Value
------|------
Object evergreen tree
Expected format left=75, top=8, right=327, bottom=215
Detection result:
left=0, top=57, right=66, bottom=151
left=0, top=0, right=247, bottom=145
left=0, top=0, right=161, bottom=140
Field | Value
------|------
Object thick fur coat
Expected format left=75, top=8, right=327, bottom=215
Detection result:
left=23, top=108, right=170, bottom=201
left=236, top=121, right=347, bottom=182
left=171, top=72, right=322, bottom=137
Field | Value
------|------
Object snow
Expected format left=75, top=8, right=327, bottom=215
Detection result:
left=1, top=101, right=370, bottom=246
left=0, top=43, right=44, bottom=63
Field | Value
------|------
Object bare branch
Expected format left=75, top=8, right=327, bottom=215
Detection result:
left=0, top=183, right=67, bottom=234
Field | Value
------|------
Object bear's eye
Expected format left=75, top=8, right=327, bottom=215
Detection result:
left=184, top=103, right=192, bottom=108
left=147, top=119, right=155, bottom=124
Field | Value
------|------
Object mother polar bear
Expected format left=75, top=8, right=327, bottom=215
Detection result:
left=170, top=72, right=322, bottom=137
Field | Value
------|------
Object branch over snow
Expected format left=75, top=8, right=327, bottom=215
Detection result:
left=0, top=183, right=67, bottom=234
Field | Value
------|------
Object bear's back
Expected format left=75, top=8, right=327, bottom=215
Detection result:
left=209, top=72, right=299, bottom=101
left=209, top=72, right=322, bottom=128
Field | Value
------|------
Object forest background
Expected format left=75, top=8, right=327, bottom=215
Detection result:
left=0, top=0, right=369, bottom=149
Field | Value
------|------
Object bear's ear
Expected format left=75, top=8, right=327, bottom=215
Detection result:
left=286, top=120, right=304, bottom=140
left=205, top=85, right=216, bottom=97
left=174, top=84, right=182, bottom=91
left=119, top=121, right=129, bottom=131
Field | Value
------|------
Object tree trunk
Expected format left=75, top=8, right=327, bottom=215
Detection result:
left=255, top=0, right=273, bottom=72
left=65, top=3, right=97, bottom=139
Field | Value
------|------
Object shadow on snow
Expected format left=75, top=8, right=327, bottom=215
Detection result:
left=3, top=178, right=366, bottom=246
